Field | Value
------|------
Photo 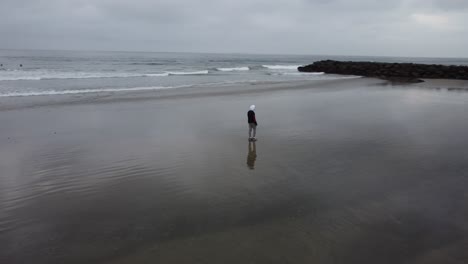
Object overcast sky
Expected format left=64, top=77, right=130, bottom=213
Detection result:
left=1, top=0, right=467, bottom=57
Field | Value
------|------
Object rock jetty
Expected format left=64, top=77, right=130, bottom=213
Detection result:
left=298, top=60, right=468, bottom=83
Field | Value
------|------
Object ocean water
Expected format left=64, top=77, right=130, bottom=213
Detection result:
left=1, top=49, right=468, bottom=97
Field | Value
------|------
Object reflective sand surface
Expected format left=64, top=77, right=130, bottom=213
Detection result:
left=1, top=79, right=468, bottom=264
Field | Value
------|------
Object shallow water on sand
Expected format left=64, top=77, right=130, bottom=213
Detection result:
left=1, top=80, right=468, bottom=263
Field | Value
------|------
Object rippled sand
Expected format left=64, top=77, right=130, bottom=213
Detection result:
left=1, top=78, right=468, bottom=264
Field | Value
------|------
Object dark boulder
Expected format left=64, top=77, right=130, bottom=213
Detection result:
left=298, top=60, right=468, bottom=82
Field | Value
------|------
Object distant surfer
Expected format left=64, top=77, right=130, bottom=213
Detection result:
left=247, top=105, right=258, bottom=141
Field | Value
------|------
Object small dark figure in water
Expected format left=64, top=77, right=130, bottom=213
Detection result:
left=247, top=105, right=258, bottom=141
left=247, top=141, right=257, bottom=170
left=19, top=64, right=23, bottom=67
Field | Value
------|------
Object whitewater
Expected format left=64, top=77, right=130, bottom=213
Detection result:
left=1, top=50, right=466, bottom=98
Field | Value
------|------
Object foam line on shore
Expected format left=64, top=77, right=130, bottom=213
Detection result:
left=216, top=67, right=250, bottom=72
left=0, top=85, right=193, bottom=97
left=262, top=65, right=302, bottom=70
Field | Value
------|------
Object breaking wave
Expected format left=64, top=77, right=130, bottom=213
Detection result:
left=0, top=70, right=209, bottom=81
left=0, top=85, right=192, bottom=98
left=143, top=73, right=170, bottom=77
left=166, top=70, right=209, bottom=75
left=262, top=65, right=302, bottom=70
left=271, top=72, right=325, bottom=76
left=216, top=67, right=250, bottom=72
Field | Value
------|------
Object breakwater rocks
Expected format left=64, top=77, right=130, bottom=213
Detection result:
left=298, top=60, right=468, bottom=83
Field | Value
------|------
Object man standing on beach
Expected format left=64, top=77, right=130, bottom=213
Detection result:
left=247, top=105, right=258, bottom=141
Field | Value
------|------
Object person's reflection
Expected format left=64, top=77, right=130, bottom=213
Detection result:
left=247, top=141, right=257, bottom=170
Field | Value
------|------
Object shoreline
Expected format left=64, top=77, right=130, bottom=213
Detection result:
left=1, top=77, right=468, bottom=112
left=0, top=78, right=364, bottom=112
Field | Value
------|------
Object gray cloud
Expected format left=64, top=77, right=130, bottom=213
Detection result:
left=429, top=0, right=468, bottom=11
left=0, top=0, right=467, bottom=57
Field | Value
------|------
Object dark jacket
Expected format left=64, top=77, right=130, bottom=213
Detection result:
left=247, top=110, right=257, bottom=125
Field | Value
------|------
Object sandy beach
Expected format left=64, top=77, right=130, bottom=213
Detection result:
left=2, top=78, right=468, bottom=264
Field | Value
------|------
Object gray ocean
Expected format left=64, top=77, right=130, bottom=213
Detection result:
left=2, top=50, right=468, bottom=264
left=1, top=49, right=468, bottom=97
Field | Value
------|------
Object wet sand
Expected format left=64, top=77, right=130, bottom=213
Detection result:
left=1, top=78, right=468, bottom=264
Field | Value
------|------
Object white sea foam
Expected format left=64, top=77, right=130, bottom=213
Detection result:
left=0, top=76, right=43, bottom=81
left=0, top=85, right=192, bottom=98
left=262, top=65, right=302, bottom=70
left=0, top=71, right=173, bottom=81
left=268, top=72, right=361, bottom=80
left=216, top=67, right=250, bottom=72
left=0, top=70, right=214, bottom=81
left=144, top=73, right=170, bottom=77
left=166, top=70, right=209, bottom=75
left=278, top=72, right=325, bottom=76
left=0, top=76, right=363, bottom=98
left=0, top=78, right=265, bottom=98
